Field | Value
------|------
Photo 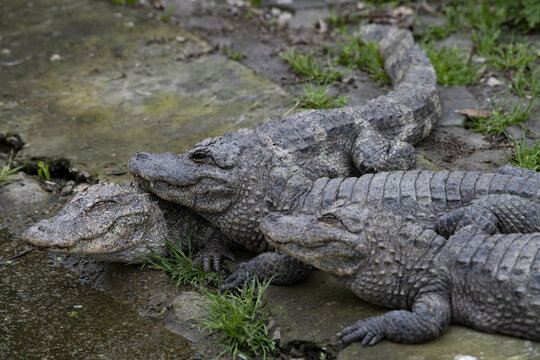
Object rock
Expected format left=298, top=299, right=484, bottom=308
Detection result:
left=73, top=183, right=90, bottom=193
left=438, top=86, right=479, bottom=127
left=60, top=184, right=74, bottom=196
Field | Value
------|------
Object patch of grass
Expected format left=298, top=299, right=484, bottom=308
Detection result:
left=464, top=100, right=534, bottom=136
left=109, top=0, right=137, bottom=5
left=472, top=27, right=501, bottom=57
left=144, top=237, right=219, bottom=287
left=488, top=41, right=537, bottom=71
left=512, top=66, right=540, bottom=98
left=0, top=154, right=23, bottom=183
left=36, top=161, right=51, bottom=181
left=496, top=0, right=540, bottom=31
left=296, top=85, right=348, bottom=110
left=196, top=278, right=275, bottom=359
left=223, top=47, right=244, bottom=61
left=332, top=37, right=390, bottom=85
left=507, top=135, right=540, bottom=171
left=281, top=49, right=344, bottom=84
left=422, top=43, right=479, bottom=86
left=159, top=6, right=175, bottom=22
left=419, top=25, right=455, bottom=42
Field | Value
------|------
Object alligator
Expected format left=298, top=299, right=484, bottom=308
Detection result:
left=260, top=203, right=540, bottom=345
left=219, top=169, right=539, bottom=289
left=22, top=182, right=234, bottom=267
left=129, top=24, right=442, bottom=256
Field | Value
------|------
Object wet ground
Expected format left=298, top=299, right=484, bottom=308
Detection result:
left=1, top=0, right=539, bottom=359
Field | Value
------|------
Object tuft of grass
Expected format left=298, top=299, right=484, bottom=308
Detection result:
left=296, top=85, right=348, bottom=110
left=332, top=37, right=390, bottom=85
left=144, top=237, right=219, bottom=287
left=281, top=49, right=344, bottom=84
left=422, top=43, right=479, bottom=86
left=507, top=133, right=540, bottom=171
left=464, top=100, right=534, bottom=136
left=223, top=47, right=244, bottom=61
left=0, top=154, right=23, bottom=183
left=488, top=41, right=537, bottom=71
left=160, top=6, right=175, bottom=22
left=512, top=66, right=540, bottom=98
left=472, top=27, right=501, bottom=57
left=196, top=278, right=275, bottom=360
left=37, top=161, right=51, bottom=181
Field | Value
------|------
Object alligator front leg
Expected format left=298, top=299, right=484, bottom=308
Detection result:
left=193, top=234, right=238, bottom=272
left=436, top=194, right=539, bottom=237
left=338, top=292, right=451, bottom=345
left=351, top=126, right=415, bottom=174
left=219, top=252, right=312, bottom=292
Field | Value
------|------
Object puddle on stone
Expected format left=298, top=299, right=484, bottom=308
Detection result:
left=0, top=235, right=193, bottom=359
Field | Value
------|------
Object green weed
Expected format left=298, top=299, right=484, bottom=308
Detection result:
left=0, top=154, right=23, bottom=183
left=296, top=85, right=348, bottom=110
left=512, top=66, right=540, bottom=98
left=472, top=27, right=501, bottom=56
left=223, top=47, right=244, bottom=61
left=464, top=100, right=534, bottom=136
left=332, top=37, right=390, bottom=85
left=422, top=43, right=479, bottom=86
left=489, top=41, right=537, bottom=71
left=36, top=161, right=51, bottom=181
left=196, top=278, right=275, bottom=359
left=507, top=135, right=540, bottom=171
left=281, top=49, right=344, bottom=84
left=144, top=237, right=219, bottom=287
left=159, top=6, right=175, bottom=22
left=496, top=0, right=540, bottom=31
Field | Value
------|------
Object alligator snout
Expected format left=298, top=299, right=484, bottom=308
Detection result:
left=22, top=221, right=74, bottom=248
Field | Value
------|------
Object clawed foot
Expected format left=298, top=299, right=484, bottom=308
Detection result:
left=338, top=320, right=384, bottom=346
left=218, top=263, right=254, bottom=293
left=193, top=244, right=235, bottom=273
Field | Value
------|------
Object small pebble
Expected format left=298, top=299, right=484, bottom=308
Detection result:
left=49, top=54, right=62, bottom=62
left=1, top=48, right=11, bottom=55
left=73, top=183, right=90, bottom=193
left=60, top=184, right=74, bottom=196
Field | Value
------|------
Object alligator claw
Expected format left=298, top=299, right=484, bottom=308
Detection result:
left=338, top=320, right=383, bottom=346
left=218, top=263, right=254, bottom=293
left=193, top=243, right=235, bottom=273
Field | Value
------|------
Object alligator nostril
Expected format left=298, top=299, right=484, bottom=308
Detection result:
left=38, top=226, right=46, bottom=232
left=136, top=152, right=150, bottom=161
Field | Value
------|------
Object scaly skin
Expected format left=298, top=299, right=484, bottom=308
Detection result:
left=129, top=24, right=441, bottom=255
left=22, top=182, right=233, bottom=267
left=218, top=168, right=539, bottom=289
left=261, top=204, right=540, bottom=345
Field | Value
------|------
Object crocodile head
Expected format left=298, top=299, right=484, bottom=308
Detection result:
left=128, top=131, right=258, bottom=215
left=260, top=204, right=382, bottom=276
left=22, top=182, right=170, bottom=262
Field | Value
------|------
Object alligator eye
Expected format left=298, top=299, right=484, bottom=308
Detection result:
left=88, top=200, right=117, bottom=211
left=189, top=151, right=210, bottom=163
left=318, top=214, right=340, bottom=225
